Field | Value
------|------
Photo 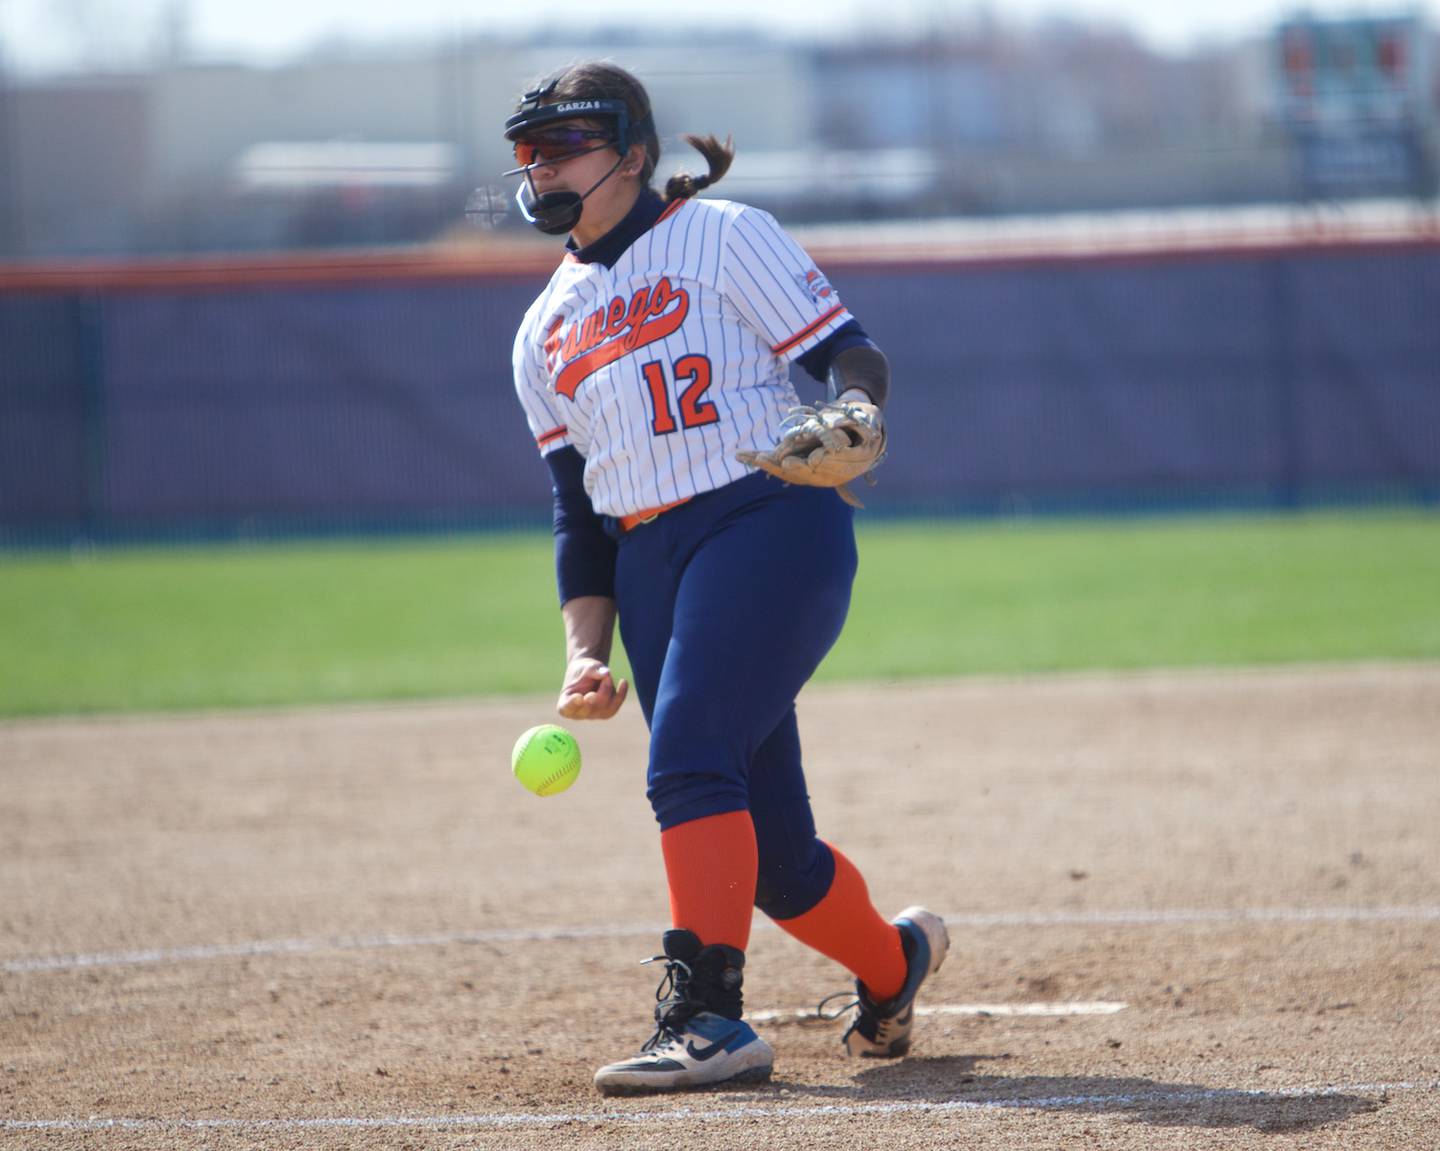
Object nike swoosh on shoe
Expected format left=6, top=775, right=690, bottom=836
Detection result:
left=685, top=1030, right=742, bottom=1061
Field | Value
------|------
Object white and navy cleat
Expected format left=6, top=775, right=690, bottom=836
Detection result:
left=594, top=928, right=774, bottom=1096
left=593, top=1009, right=774, bottom=1096
left=842, top=906, right=950, bottom=1057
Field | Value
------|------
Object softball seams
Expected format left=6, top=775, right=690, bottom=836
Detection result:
left=538, top=766, right=578, bottom=795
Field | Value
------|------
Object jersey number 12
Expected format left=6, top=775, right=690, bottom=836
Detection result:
left=641, top=355, right=718, bottom=436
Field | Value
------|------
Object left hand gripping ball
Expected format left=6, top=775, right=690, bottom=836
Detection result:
left=511, top=724, right=582, bottom=796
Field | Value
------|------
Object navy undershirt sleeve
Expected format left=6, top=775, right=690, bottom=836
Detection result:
left=545, top=446, right=617, bottom=605
left=796, top=319, right=875, bottom=383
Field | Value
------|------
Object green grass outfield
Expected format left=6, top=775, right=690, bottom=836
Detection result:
left=2, top=511, right=1437, bottom=718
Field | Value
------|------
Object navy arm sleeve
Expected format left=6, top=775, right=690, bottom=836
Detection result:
left=545, top=446, right=617, bottom=605
left=796, top=319, right=875, bottom=382
left=796, top=318, right=890, bottom=408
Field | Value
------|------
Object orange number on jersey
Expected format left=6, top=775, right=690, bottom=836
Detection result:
left=674, top=355, right=719, bottom=428
left=641, top=360, right=678, bottom=435
left=640, top=356, right=717, bottom=435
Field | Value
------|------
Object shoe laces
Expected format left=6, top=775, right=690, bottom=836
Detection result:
left=813, top=989, right=862, bottom=1023
left=638, top=953, right=696, bottom=1052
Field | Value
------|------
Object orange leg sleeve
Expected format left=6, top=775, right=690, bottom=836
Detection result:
left=659, top=810, right=758, bottom=951
left=772, top=842, right=907, bottom=1002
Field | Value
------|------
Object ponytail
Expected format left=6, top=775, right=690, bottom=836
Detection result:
left=664, top=134, right=735, bottom=202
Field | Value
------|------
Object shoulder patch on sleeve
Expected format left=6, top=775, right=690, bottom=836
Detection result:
left=794, top=267, right=837, bottom=306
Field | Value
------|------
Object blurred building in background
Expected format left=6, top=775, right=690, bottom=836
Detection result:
left=1274, top=13, right=1435, bottom=197
left=0, top=15, right=1436, bottom=259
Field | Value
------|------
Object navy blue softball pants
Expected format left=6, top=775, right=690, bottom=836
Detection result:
left=613, top=471, right=857, bottom=920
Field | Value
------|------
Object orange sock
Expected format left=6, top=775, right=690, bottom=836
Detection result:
left=659, top=810, right=758, bottom=951
left=771, top=842, right=907, bottom=1001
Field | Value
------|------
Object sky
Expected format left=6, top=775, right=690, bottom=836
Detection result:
left=0, top=0, right=1435, bottom=74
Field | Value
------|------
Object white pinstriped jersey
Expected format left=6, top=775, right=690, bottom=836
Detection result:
left=512, top=197, right=853, bottom=518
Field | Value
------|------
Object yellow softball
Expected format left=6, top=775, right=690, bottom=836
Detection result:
left=511, top=724, right=582, bottom=796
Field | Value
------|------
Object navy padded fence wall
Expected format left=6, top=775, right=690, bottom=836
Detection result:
left=839, top=246, right=1440, bottom=510
left=2, top=274, right=552, bottom=543
left=1, top=242, right=1437, bottom=545
left=99, top=281, right=542, bottom=521
left=0, top=295, right=95, bottom=526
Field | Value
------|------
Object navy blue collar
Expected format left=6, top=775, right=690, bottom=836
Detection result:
left=567, top=189, right=667, bottom=269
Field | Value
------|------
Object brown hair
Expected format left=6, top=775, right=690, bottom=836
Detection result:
left=531, top=62, right=733, bottom=202
left=664, top=134, right=734, bottom=204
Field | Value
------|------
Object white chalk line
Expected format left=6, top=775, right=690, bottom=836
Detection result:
left=1, top=924, right=648, bottom=974
left=750, top=1001, right=1129, bottom=1024
left=3, top=1080, right=1434, bottom=1133
left=7, top=905, right=1440, bottom=975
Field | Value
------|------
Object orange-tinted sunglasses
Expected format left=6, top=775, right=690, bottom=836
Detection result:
left=511, top=127, right=615, bottom=169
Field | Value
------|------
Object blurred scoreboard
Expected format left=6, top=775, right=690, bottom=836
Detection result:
left=1274, top=13, right=1434, bottom=195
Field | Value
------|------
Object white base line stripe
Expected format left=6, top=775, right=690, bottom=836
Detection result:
left=922, top=1001, right=1128, bottom=1017
left=3, top=1081, right=1435, bottom=1132
left=7, top=906, right=1440, bottom=974
left=1, top=925, right=667, bottom=974
left=750, top=1001, right=1129, bottom=1024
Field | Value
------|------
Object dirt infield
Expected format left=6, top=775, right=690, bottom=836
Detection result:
left=3, top=664, right=1438, bottom=1149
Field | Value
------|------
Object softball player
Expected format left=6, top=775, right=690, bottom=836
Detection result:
left=505, top=61, right=948, bottom=1096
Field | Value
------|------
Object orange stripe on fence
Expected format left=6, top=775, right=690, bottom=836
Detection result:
left=7, top=220, right=1437, bottom=296
left=0, top=243, right=561, bottom=295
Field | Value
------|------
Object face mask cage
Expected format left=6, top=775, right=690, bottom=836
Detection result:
left=499, top=79, right=655, bottom=235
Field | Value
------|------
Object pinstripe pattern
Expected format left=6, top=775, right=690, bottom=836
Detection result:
left=512, top=198, right=853, bottom=517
